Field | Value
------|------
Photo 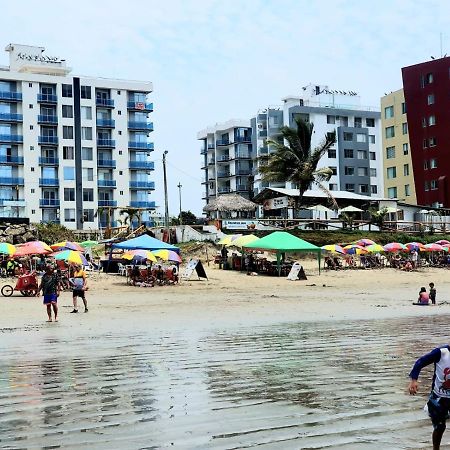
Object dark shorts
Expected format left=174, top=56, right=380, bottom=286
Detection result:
left=73, top=289, right=85, bottom=298
left=428, top=392, right=450, bottom=429
left=43, top=293, right=57, bottom=305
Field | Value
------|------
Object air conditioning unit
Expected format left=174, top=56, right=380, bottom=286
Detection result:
left=257, top=123, right=263, bottom=129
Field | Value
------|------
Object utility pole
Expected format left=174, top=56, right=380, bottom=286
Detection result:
left=177, top=182, right=182, bottom=225
left=162, top=151, right=170, bottom=240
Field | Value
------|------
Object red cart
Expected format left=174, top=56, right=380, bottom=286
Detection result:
left=1, top=272, right=39, bottom=297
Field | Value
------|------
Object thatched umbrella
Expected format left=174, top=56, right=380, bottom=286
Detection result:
left=203, top=194, right=257, bottom=219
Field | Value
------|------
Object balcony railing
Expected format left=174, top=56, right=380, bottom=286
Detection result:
left=96, top=119, right=115, bottom=128
left=0, top=177, right=24, bottom=185
left=200, top=148, right=207, bottom=155
left=96, top=98, right=114, bottom=107
left=129, top=201, right=156, bottom=208
left=40, top=199, right=60, bottom=207
left=0, top=199, right=25, bottom=206
left=127, top=101, right=153, bottom=111
left=39, top=178, right=59, bottom=186
left=129, top=181, right=155, bottom=189
left=128, top=141, right=154, bottom=150
left=37, top=93, right=57, bottom=103
left=259, top=130, right=267, bottom=137
left=207, top=143, right=215, bottom=149
left=207, top=159, right=215, bottom=165
left=0, top=113, right=22, bottom=122
left=216, top=139, right=231, bottom=146
left=217, top=155, right=230, bottom=162
left=128, top=121, right=154, bottom=131
left=235, top=136, right=252, bottom=143
left=38, top=136, right=58, bottom=145
left=97, top=139, right=115, bottom=147
left=100, top=220, right=117, bottom=228
left=0, top=155, right=24, bottom=164
left=129, top=160, right=154, bottom=170
left=98, top=200, right=117, bottom=207
left=237, top=184, right=249, bottom=191
left=39, top=156, right=59, bottom=165
left=217, top=172, right=231, bottom=178
left=218, top=187, right=231, bottom=194
left=97, top=159, right=116, bottom=168
left=38, top=115, right=58, bottom=124
left=259, top=146, right=269, bottom=154
left=0, top=135, right=23, bottom=143
left=234, top=153, right=251, bottom=159
left=236, top=169, right=251, bottom=175
left=97, top=179, right=117, bottom=187
left=0, top=91, right=22, bottom=101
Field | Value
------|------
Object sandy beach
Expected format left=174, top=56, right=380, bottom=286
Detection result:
left=1, top=263, right=449, bottom=449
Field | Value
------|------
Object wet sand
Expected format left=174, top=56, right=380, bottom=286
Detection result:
left=0, top=265, right=449, bottom=449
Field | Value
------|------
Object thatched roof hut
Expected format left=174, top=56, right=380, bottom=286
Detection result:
left=203, top=194, right=257, bottom=219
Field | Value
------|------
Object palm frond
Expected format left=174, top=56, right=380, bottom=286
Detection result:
left=314, top=182, right=339, bottom=211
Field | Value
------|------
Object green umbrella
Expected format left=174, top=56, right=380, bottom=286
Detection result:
left=79, top=240, right=99, bottom=248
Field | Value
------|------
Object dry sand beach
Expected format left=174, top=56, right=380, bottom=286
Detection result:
left=1, top=263, right=449, bottom=449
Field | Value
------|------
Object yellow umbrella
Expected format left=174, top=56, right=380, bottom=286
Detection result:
left=218, top=234, right=242, bottom=245
left=226, top=234, right=259, bottom=248
left=122, top=250, right=157, bottom=262
left=365, top=244, right=385, bottom=253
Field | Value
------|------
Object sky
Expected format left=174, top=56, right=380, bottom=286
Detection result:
left=2, top=0, right=450, bottom=215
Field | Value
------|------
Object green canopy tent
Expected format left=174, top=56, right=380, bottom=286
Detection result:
left=243, top=231, right=322, bottom=276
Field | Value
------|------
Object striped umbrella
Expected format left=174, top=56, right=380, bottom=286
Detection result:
left=343, top=244, right=367, bottom=255
left=405, top=242, right=425, bottom=251
left=0, top=243, right=16, bottom=255
left=321, top=244, right=345, bottom=254
left=152, top=249, right=182, bottom=263
left=51, top=241, right=84, bottom=251
left=423, top=243, right=444, bottom=252
left=122, top=249, right=157, bottom=263
left=15, top=241, right=52, bottom=256
left=355, top=239, right=376, bottom=247
left=53, top=250, right=89, bottom=266
left=383, top=242, right=406, bottom=252
left=435, top=240, right=450, bottom=245
left=365, top=244, right=385, bottom=253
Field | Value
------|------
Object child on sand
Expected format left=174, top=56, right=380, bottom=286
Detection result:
left=413, top=287, right=430, bottom=305
left=430, top=282, right=437, bottom=305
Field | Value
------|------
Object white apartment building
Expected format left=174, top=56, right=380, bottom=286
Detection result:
left=0, top=43, right=155, bottom=230
left=198, top=120, right=253, bottom=203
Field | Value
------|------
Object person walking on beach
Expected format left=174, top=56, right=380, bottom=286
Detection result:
left=36, top=265, right=60, bottom=322
left=409, top=345, right=450, bottom=449
left=430, top=282, right=437, bottom=305
left=70, top=264, right=88, bottom=313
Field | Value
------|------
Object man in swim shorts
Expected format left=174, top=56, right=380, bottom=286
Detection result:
left=37, top=265, right=60, bottom=322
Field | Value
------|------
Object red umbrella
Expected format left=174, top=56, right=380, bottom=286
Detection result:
left=435, top=240, right=450, bottom=245
left=355, top=238, right=375, bottom=247
left=15, top=241, right=52, bottom=256
left=423, top=243, right=444, bottom=252
left=383, top=242, right=406, bottom=252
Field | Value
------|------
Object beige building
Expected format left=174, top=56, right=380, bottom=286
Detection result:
left=381, top=89, right=417, bottom=204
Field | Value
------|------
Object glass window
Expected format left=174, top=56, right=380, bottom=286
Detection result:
left=430, top=158, right=437, bottom=169
left=83, top=209, right=95, bottom=222
left=422, top=117, right=427, bottom=127
left=403, top=143, right=409, bottom=155
left=384, top=106, right=394, bottom=118
left=344, top=166, right=355, bottom=175
left=62, top=105, right=73, bottom=118
left=63, top=146, right=74, bottom=160
left=81, top=127, right=92, bottom=140
left=326, top=115, right=335, bottom=124
left=344, top=149, right=354, bottom=158
left=356, top=133, right=366, bottom=143
left=81, top=86, right=91, bottom=99
left=330, top=166, right=337, bottom=175
left=366, top=118, right=375, bottom=127
left=427, top=94, right=435, bottom=105
left=81, top=106, right=92, bottom=120
left=424, top=160, right=429, bottom=170
left=423, top=139, right=428, bottom=149
left=387, top=187, right=397, bottom=198
left=401, top=102, right=407, bottom=114
left=357, top=167, right=368, bottom=176
left=345, top=183, right=355, bottom=192
left=327, top=149, right=336, bottom=158
left=424, top=181, right=430, bottom=191
left=431, top=180, right=438, bottom=190
left=354, top=117, right=362, bottom=128
left=343, top=132, right=353, bottom=141
left=370, top=152, right=376, bottom=160
left=429, top=137, right=437, bottom=147
left=357, top=150, right=367, bottom=159
left=329, top=183, right=338, bottom=191
left=370, top=168, right=377, bottom=177
left=428, top=115, right=436, bottom=126
left=386, top=146, right=396, bottom=159
left=385, top=126, right=395, bottom=138
left=64, top=188, right=75, bottom=201
left=405, top=184, right=410, bottom=196
left=63, top=166, right=75, bottom=180
left=371, top=185, right=378, bottom=194
left=426, top=73, right=434, bottom=84
left=403, top=164, right=409, bottom=176
left=387, top=167, right=397, bottom=179
left=368, top=134, right=375, bottom=144
left=63, top=126, right=73, bottom=139
left=82, top=147, right=93, bottom=160
left=62, top=84, right=72, bottom=98
left=402, top=122, right=408, bottom=134
left=83, top=188, right=94, bottom=202
left=64, top=209, right=75, bottom=222
left=359, top=184, right=369, bottom=193
left=82, top=168, right=93, bottom=181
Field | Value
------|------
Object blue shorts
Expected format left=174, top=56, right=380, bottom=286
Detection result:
left=43, top=293, right=57, bottom=305
left=428, top=392, right=450, bottom=430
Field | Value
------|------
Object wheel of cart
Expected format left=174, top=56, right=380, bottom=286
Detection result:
left=1, top=284, right=13, bottom=297
left=1, top=272, right=38, bottom=297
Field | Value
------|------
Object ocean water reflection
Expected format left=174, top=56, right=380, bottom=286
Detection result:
left=0, top=317, right=447, bottom=449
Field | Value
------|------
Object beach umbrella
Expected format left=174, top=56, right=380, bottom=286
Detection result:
left=218, top=234, right=242, bottom=245
left=51, top=241, right=84, bottom=252
left=0, top=243, right=16, bottom=255
left=227, top=234, right=259, bottom=248
left=321, top=244, right=345, bottom=254
left=365, top=244, right=385, bottom=253
left=152, top=249, right=182, bottom=263
left=423, top=243, right=444, bottom=252
left=435, top=240, right=450, bottom=245
left=343, top=244, right=367, bottom=255
left=53, top=250, right=89, bottom=266
left=355, top=238, right=375, bottom=247
left=79, top=240, right=99, bottom=248
left=383, top=242, right=406, bottom=252
left=405, top=242, right=425, bottom=251
left=15, top=241, right=52, bottom=256
left=340, top=205, right=363, bottom=213
left=122, top=249, right=157, bottom=263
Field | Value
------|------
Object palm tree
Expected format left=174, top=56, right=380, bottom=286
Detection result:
left=119, top=208, right=141, bottom=230
left=259, top=117, right=337, bottom=212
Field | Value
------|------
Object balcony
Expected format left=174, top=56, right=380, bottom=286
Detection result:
left=235, top=136, right=252, bottom=143
left=38, top=115, right=58, bottom=124
left=237, top=184, right=249, bottom=191
left=216, top=139, right=231, bottom=146
left=0, top=91, right=22, bottom=102
left=129, top=181, right=155, bottom=190
left=39, top=156, right=59, bottom=165
left=259, top=146, right=269, bottom=154
left=207, top=143, right=215, bottom=150
left=98, top=200, right=117, bottom=207
left=217, top=172, right=231, bottom=178
left=37, top=93, right=57, bottom=103
left=234, top=153, right=252, bottom=160
left=97, top=159, right=117, bottom=168
left=40, top=199, right=60, bottom=207
left=97, top=179, right=117, bottom=188
left=236, top=169, right=251, bottom=175
left=130, top=201, right=156, bottom=208
left=0, top=199, right=25, bottom=206
left=0, top=113, right=22, bottom=122
left=127, top=101, right=153, bottom=111
left=96, top=119, right=115, bottom=128
left=0, top=177, right=23, bottom=185
left=259, top=130, right=267, bottom=138
left=200, top=148, right=207, bottom=155
left=38, top=136, right=58, bottom=145
left=96, top=98, right=114, bottom=107
left=128, top=141, right=154, bottom=150
left=0, top=155, right=23, bottom=165
left=97, top=139, right=115, bottom=148
left=129, top=160, right=154, bottom=170
left=128, top=121, right=154, bottom=131
left=39, top=178, right=59, bottom=186
left=0, top=135, right=23, bottom=144
left=218, top=187, right=231, bottom=194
